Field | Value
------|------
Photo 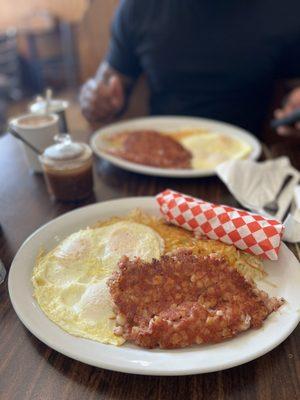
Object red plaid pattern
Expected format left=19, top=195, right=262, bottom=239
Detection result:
left=156, top=189, right=284, bottom=260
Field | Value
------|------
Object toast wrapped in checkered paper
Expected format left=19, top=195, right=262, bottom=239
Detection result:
left=156, top=189, right=284, bottom=260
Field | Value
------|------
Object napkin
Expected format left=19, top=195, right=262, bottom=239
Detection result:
left=216, top=157, right=299, bottom=221
left=156, top=189, right=284, bottom=260
left=282, top=185, right=300, bottom=243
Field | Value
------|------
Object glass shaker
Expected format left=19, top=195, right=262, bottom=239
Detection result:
left=39, top=134, right=94, bottom=202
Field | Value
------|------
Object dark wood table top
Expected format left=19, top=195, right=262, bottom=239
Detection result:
left=1, top=126, right=300, bottom=400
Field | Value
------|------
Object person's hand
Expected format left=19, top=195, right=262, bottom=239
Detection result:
left=274, top=87, right=300, bottom=137
left=79, top=74, right=125, bottom=123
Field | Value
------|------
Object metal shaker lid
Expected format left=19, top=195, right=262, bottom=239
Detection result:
left=43, top=134, right=84, bottom=161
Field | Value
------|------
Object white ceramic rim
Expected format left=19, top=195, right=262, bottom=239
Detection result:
left=9, top=112, right=59, bottom=130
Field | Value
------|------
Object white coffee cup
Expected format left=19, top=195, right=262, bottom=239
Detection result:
left=9, top=113, right=59, bottom=173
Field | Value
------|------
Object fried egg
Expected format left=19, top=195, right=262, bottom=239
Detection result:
left=32, top=221, right=164, bottom=345
left=179, top=132, right=251, bottom=169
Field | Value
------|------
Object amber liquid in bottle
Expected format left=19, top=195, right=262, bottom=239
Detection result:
left=40, top=135, right=94, bottom=202
left=43, top=160, right=93, bottom=202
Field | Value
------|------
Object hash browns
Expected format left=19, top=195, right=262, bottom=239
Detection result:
left=93, top=209, right=266, bottom=281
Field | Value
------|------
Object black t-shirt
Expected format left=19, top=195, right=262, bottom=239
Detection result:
left=106, top=0, right=300, bottom=134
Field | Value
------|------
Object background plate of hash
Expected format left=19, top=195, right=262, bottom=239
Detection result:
left=90, top=116, right=261, bottom=178
left=9, top=197, right=300, bottom=376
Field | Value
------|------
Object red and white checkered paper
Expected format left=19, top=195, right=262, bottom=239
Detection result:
left=156, top=189, right=284, bottom=260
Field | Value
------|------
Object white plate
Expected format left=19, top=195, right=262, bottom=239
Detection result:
left=90, top=116, right=262, bottom=178
left=9, top=197, right=300, bottom=376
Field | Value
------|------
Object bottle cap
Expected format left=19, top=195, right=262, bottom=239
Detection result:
left=43, top=134, right=84, bottom=161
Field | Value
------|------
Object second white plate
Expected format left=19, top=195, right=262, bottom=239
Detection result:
left=90, top=116, right=262, bottom=178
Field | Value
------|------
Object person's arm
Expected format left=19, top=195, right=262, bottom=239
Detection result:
left=273, top=25, right=300, bottom=138
left=80, top=0, right=141, bottom=123
left=79, top=61, right=134, bottom=123
left=273, top=87, right=300, bottom=138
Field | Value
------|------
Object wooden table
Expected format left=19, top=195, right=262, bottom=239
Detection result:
left=1, top=122, right=300, bottom=400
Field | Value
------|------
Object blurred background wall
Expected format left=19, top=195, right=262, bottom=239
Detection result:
left=0, top=0, right=147, bottom=131
left=77, top=0, right=119, bottom=82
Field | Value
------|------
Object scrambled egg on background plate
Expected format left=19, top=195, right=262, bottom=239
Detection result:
left=175, top=129, right=251, bottom=169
